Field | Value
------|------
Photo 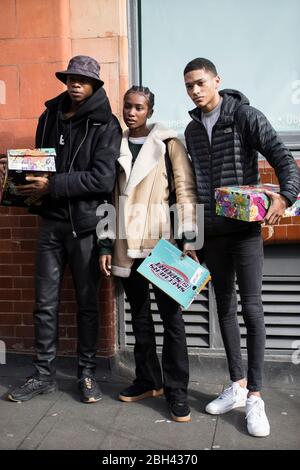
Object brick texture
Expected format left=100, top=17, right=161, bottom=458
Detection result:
left=3, top=0, right=297, bottom=358
left=0, top=0, right=16, bottom=39
left=259, top=160, right=300, bottom=244
left=0, top=0, right=128, bottom=357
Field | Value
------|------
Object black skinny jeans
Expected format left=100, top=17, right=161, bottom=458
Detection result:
left=33, top=219, right=101, bottom=378
left=200, top=225, right=265, bottom=392
left=122, top=260, right=189, bottom=402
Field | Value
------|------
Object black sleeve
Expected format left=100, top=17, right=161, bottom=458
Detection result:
left=35, top=111, right=48, bottom=148
left=50, top=117, right=122, bottom=198
left=240, top=106, right=300, bottom=206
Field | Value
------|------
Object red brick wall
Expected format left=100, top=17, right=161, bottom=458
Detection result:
left=260, top=160, right=300, bottom=244
left=0, top=0, right=71, bottom=151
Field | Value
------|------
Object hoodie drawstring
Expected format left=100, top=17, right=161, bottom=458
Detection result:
left=68, top=119, right=90, bottom=238
left=40, top=111, right=49, bottom=148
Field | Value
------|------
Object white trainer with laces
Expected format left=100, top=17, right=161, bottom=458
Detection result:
left=205, top=382, right=248, bottom=415
left=246, top=396, right=270, bottom=437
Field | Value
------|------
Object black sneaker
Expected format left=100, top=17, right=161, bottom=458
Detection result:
left=118, top=383, right=164, bottom=402
left=7, top=375, right=57, bottom=402
left=168, top=400, right=191, bottom=422
left=78, top=376, right=102, bottom=403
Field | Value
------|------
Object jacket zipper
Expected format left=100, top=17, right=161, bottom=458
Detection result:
left=208, top=127, right=216, bottom=228
left=40, top=110, right=49, bottom=148
left=196, top=121, right=216, bottom=229
left=68, top=119, right=90, bottom=238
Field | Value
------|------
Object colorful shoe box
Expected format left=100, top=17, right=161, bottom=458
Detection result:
left=284, top=195, right=300, bottom=216
left=215, top=184, right=300, bottom=222
left=1, top=148, right=56, bottom=207
left=137, top=238, right=211, bottom=309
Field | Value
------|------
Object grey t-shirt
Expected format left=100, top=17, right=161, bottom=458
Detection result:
left=201, top=97, right=223, bottom=144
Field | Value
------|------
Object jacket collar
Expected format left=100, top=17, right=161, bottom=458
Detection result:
left=189, top=96, right=233, bottom=126
left=188, top=89, right=249, bottom=127
left=118, top=123, right=177, bottom=195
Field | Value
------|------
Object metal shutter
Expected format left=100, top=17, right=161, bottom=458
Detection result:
left=237, top=276, right=300, bottom=350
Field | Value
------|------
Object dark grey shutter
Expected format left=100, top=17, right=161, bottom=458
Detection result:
left=124, top=276, right=300, bottom=352
left=237, top=276, right=300, bottom=350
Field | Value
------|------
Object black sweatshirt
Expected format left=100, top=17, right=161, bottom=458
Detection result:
left=30, top=87, right=122, bottom=236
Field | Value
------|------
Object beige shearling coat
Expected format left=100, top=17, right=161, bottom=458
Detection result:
left=111, top=123, right=198, bottom=277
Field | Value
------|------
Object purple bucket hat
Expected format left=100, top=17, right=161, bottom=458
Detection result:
left=56, top=55, right=104, bottom=87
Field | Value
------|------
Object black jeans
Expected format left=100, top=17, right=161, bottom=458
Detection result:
left=200, top=225, right=265, bottom=392
left=122, top=260, right=189, bottom=402
left=33, top=219, right=101, bottom=378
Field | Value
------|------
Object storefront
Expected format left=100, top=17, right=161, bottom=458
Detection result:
left=120, top=0, right=300, bottom=360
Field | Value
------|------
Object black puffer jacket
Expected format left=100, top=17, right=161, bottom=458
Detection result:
left=31, top=87, right=122, bottom=236
left=185, top=89, right=300, bottom=237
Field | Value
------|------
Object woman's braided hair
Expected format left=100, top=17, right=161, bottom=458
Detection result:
left=124, top=86, right=155, bottom=110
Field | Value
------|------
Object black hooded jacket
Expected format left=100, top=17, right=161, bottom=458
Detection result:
left=31, top=87, right=122, bottom=236
left=185, top=89, right=300, bottom=237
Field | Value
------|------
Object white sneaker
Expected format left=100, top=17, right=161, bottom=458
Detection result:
left=205, top=382, right=248, bottom=415
left=246, top=396, right=270, bottom=437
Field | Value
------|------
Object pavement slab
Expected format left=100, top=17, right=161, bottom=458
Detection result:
left=0, top=354, right=299, bottom=451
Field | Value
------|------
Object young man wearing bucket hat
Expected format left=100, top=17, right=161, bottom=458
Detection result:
left=7, top=55, right=122, bottom=403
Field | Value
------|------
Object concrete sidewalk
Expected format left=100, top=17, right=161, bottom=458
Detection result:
left=0, top=353, right=299, bottom=450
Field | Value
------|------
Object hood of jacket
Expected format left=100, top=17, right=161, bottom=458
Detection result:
left=44, top=86, right=112, bottom=125
left=118, top=122, right=177, bottom=195
left=189, top=89, right=250, bottom=124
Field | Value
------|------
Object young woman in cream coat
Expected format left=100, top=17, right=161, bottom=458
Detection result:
left=99, top=86, right=198, bottom=422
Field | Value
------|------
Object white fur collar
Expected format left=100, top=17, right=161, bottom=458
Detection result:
left=117, top=123, right=177, bottom=195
